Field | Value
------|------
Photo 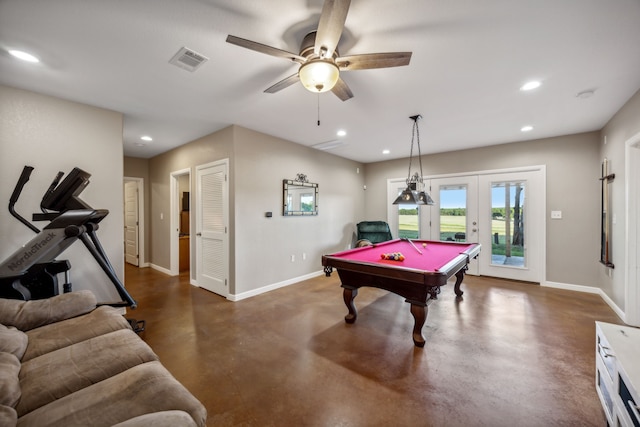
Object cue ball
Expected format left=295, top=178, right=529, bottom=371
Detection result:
left=422, top=243, right=427, bottom=248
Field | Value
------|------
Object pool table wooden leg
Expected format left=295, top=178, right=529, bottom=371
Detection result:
left=409, top=303, right=427, bottom=348
left=343, top=287, right=358, bottom=323
left=453, top=267, right=466, bottom=297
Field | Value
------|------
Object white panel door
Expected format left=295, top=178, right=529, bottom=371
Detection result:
left=124, top=181, right=139, bottom=266
left=195, top=161, right=228, bottom=297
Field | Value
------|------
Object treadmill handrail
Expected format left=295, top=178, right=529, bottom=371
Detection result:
left=8, top=166, right=40, bottom=233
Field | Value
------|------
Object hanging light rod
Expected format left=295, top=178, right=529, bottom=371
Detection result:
left=392, top=114, right=434, bottom=206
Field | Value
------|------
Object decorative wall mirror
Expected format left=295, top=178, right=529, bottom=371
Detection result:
left=283, top=174, right=318, bottom=216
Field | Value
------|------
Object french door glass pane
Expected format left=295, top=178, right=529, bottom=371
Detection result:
left=398, top=204, right=419, bottom=239
left=440, top=185, right=467, bottom=241
left=491, top=181, right=525, bottom=267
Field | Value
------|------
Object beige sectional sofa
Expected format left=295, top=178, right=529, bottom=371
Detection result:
left=0, top=291, right=207, bottom=427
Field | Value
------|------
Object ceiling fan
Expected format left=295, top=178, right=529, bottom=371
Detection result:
left=226, top=0, right=412, bottom=101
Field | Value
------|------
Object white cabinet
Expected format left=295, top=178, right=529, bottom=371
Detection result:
left=596, top=322, right=640, bottom=426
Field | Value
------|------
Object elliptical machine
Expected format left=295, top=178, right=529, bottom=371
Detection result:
left=0, top=166, right=143, bottom=330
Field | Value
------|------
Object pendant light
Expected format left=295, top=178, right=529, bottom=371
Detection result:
left=392, top=115, right=434, bottom=205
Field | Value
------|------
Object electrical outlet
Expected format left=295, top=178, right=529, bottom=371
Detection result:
left=551, top=211, right=562, bottom=219
left=290, top=255, right=295, bottom=262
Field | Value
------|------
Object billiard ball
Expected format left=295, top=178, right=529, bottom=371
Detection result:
left=422, top=243, right=427, bottom=248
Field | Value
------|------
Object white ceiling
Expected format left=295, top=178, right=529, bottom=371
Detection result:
left=1, top=0, right=639, bottom=163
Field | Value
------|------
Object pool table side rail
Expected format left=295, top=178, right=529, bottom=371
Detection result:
left=322, top=254, right=436, bottom=284
left=438, top=243, right=482, bottom=274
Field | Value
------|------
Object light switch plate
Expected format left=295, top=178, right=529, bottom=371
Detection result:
left=551, top=210, right=562, bottom=219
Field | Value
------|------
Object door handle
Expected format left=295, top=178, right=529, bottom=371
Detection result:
left=196, top=232, right=202, bottom=237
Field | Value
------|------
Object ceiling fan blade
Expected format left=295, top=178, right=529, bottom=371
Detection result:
left=315, top=0, right=351, bottom=58
left=337, top=52, right=412, bottom=71
left=226, top=35, right=305, bottom=63
left=331, top=77, right=354, bottom=101
left=264, top=73, right=300, bottom=94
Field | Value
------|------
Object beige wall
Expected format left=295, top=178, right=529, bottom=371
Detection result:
left=124, top=156, right=151, bottom=266
left=232, top=126, right=365, bottom=295
left=0, top=85, right=125, bottom=303
left=146, top=125, right=364, bottom=296
left=364, top=132, right=602, bottom=288
left=600, top=88, right=640, bottom=311
left=148, top=126, right=235, bottom=276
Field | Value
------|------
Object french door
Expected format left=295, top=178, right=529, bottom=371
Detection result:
left=387, top=176, right=479, bottom=276
left=388, top=167, right=545, bottom=283
left=477, top=170, right=544, bottom=283
left=428, top=176, right=479, bottom=275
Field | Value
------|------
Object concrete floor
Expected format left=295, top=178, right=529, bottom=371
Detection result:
left=124, top=265, right=622, bottom=426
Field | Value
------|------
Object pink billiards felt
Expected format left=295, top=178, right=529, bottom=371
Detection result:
left=332, top=239, right=475, bottom=272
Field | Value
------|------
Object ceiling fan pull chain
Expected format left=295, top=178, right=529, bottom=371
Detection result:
left=317, top=93, right=321, bottom=126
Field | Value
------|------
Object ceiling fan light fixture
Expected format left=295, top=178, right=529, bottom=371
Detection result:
left=298, top=59, right=339, bottom=93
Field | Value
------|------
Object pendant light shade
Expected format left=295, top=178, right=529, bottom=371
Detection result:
left=392, top=115, right=434, bottom=205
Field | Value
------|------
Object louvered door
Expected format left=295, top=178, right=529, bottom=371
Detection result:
left=195, top=161, right=228, bottom=296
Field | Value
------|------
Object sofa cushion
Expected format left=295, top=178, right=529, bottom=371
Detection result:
left=17, top=329, right=159, bottom=416
left=111, top=410, right=198, bottom=427
left=0, top=404, right=17, bottom=427
left=0, top=291, right=97, bottom=331
left=0, top=352, right=21, bottom=408
left=16, top=361, right=207, bottom=427
left=23, top=305, right=131, bottom=361
left=0, top=324, right=28, bottom=360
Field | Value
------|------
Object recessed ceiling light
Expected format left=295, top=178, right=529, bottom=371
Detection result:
left=337, top=130, right=347, bottom=137
left=140, top=136, right=153, bottom=141
left=382, top=149, right=390, bottom=155
left=520, top=81, right=541, bottom=91
left=9, top=50, right=39, bottom=63
left=521, top=125, right=533, bottom=132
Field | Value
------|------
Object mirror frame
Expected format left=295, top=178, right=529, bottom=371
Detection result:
left=283, top=179, right=318, bottom=216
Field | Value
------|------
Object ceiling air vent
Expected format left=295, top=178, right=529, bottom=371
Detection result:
left=312, top=140, right=345, bottom=151
left=169, top=47, right=208, bottom=72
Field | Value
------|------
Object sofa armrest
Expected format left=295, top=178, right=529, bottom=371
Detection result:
left=0, top=291, right=97, bottom=331
left=111, top=410, right=198, bottom=427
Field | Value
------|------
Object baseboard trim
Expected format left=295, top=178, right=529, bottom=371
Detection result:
left=229, top=270, right=325, bottom=301
left=543, top=280, right=625, bottom=321
left=150, top=263, right=173, bottom=276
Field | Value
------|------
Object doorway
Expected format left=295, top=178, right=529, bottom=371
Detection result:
left=123, top=177, right=144, bottom=267
left=477, top=169, right=544, bottom=282
left=429, top=175, right=479, bottom=275
left=388, top=166, right=545, bottom=283
left=170, top=169, right=191, bottom=276
left=625, top=132, right=640, bottom=326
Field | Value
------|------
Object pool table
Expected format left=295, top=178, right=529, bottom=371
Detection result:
left=322, top=239, right=481, bottom=347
